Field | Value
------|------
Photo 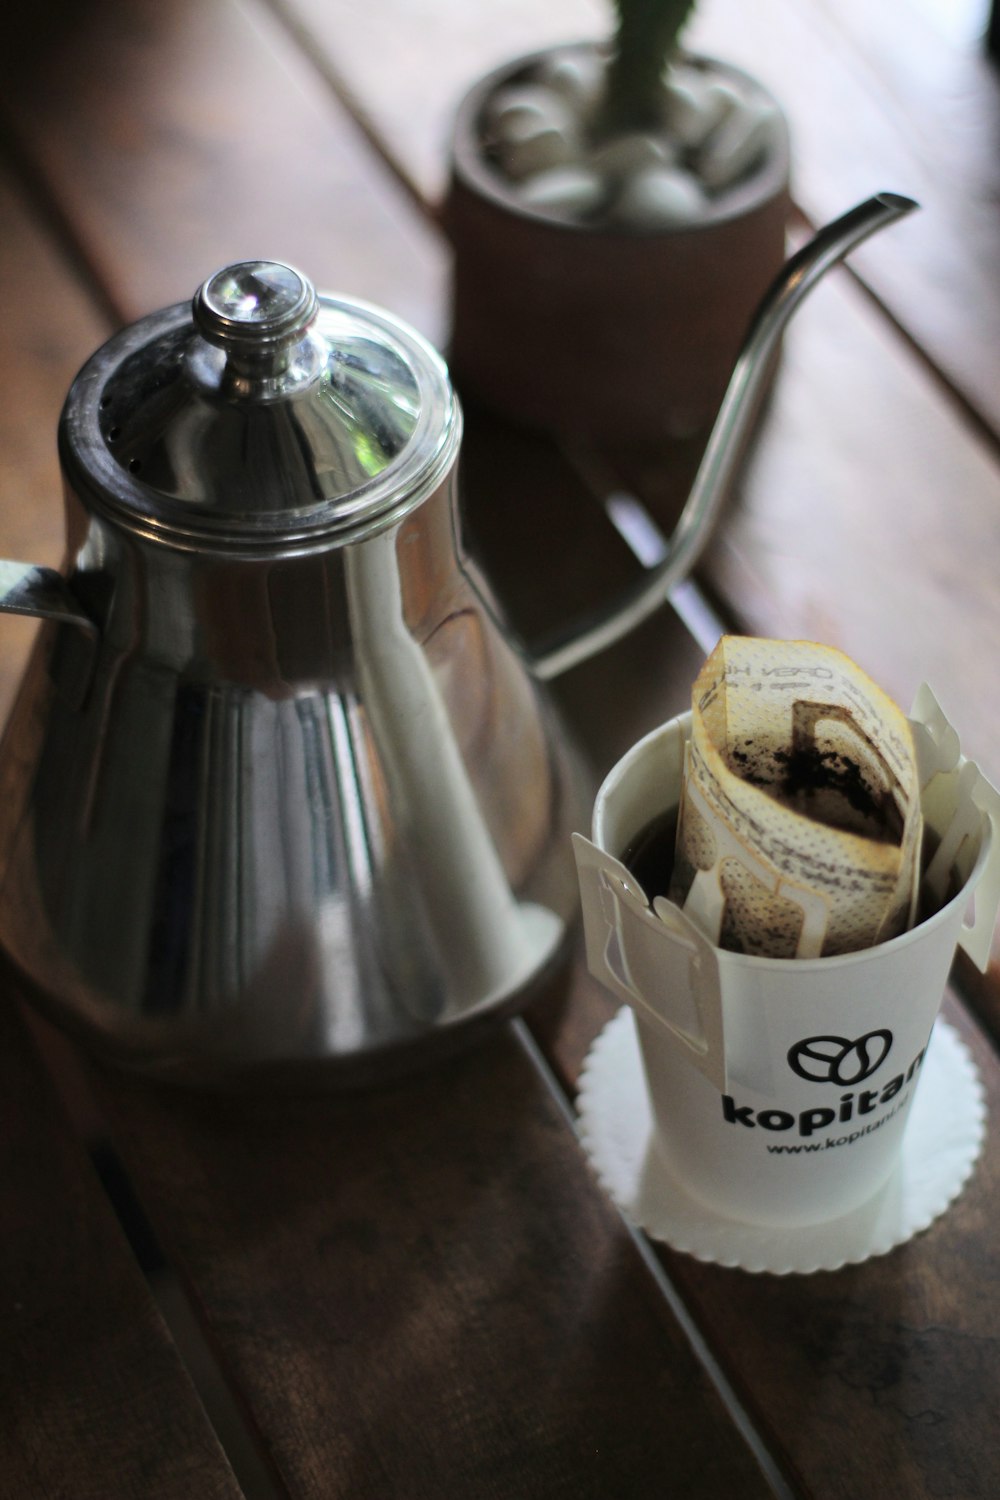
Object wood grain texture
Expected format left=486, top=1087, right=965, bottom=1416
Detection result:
left=0, top=995, right=243, bottom=1500
left=4, top=3, right=1000, bottom=1498
left=687, top=0, right=1000, bottom=439
left=94, top=1027, right=773, bottom=1500
left=270, top=0, right=606, bottom=203
left=0, top=169, right=108, bottom=723
left=280, top=0, right=1000, bottom=442
left=655, top=995, right=1000, bottom=1500
left=0, top=0, right=446, bottom=341
left=457, top=398, right=643, bottom=652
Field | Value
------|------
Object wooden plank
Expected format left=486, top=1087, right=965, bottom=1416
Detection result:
left=7, top=9, right=1000, bottom=1500
left=658, top=995, right=1000, bottom=1500
left=93, top=1027, right=774, bottom=1500
left=280, top=0, right=1000, bottom=441
left=270, top=0, right=606, bottom=204
left=0, top=168, right=105, bottom=724
left=457, top=398, right=641, bottom=651
left=686, top=0, right=1000, bottom=439
left=549, top=597, right=710, bottom=784
left=0, top=0, right=446, bottom=340
left=0, top=993, right=244, bottom=1500
left=0, top=169, right=244, bottom=1500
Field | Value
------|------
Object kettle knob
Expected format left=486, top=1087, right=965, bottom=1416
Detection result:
left=192, top=260, right=319, bottom=366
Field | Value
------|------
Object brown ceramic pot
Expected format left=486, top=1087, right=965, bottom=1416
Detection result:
left=443, top=44, right=791, bottom=444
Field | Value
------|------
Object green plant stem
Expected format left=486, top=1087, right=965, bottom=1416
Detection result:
left=596, top=0, right=696, bottom=139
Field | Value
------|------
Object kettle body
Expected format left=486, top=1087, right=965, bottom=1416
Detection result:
left=0, top=266, right=579, bottom=1081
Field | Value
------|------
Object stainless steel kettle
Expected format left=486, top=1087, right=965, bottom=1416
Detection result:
left=0, top=194, right=914, bottom=1083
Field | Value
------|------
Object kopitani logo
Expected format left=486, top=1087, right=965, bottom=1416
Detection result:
left=722, top=1028, right=930, bottom=1139
left=788, top=1029, right=893, bottom=1085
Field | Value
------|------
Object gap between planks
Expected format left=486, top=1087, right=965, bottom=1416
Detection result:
left=254, top=0, right=436, bottom=226
left=511, top=1016, right=801, bottom=1500
left=0, top=110, right=126, bottom=331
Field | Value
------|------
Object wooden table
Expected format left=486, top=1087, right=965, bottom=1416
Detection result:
left=2, top=1, right=1000, bottom=1495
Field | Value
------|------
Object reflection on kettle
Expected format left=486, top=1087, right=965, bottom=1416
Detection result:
left=0, top=194, right=916, bottom=1083
left=0, top=264, right=578, bottom=1082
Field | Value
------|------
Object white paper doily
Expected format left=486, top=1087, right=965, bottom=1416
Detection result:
left=577, top=1009, right=986, bottom=1275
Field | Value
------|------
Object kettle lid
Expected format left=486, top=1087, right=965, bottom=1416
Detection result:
left=60, top=261, right=460, bottom=546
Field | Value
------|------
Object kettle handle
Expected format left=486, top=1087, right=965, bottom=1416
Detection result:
left=0, top=561, right=97, bottom=635
left=530, top=191, right=918, bottom=681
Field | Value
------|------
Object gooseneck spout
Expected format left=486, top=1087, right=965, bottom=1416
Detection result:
left=533, top=191, right=919, bottom=680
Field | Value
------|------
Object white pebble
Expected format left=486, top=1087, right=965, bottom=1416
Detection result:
left=535, top=52, right=604, bottom=122
left=612, top=165, right=706, bottom=227
left=695, top=99, right=783, bottom=191
left=518, top=165, right=606, bottom=218
left=665, top=74, right=741, bottom=150
left=484, top=83, right=576, bottom=142
left=588, top=131, right=677, bottom=183
left=497, top=122, right=581, bottom=181
left=485, top=82, right=585, bottom=181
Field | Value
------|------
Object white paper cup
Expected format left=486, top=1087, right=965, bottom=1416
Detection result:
left=574, top=699, right=1000, bottom=1228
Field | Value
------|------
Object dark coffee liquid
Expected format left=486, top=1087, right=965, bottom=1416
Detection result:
left=622, top=808, right=679, bottom=903
left=915, top=829, right=962, bottom=923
